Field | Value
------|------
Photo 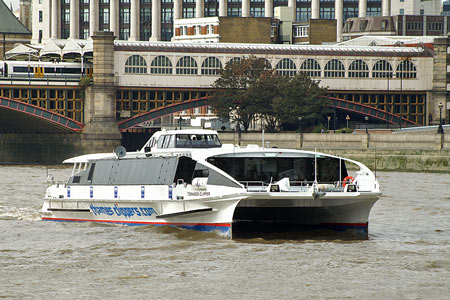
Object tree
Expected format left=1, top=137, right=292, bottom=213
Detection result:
left=211, top=57, right=270, bottom=131
left=272, top=72, right=329, bottom=130
left=250, top=71, right=328, bottom=131
left=211, top=57, right=329, bottom=132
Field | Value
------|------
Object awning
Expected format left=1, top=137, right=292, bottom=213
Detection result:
left=5, top=44, right=40, bottom=59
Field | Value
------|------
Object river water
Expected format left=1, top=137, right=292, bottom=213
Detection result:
left=0, top=166, right=449, bottom=299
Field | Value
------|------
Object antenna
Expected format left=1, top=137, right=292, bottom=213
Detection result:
left=114, top=146, right=127, bottom=159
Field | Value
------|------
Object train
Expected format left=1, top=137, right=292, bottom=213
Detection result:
left=0, top=60, right=93, bottom=80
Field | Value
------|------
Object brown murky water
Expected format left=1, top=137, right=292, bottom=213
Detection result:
left=1, top=166, right=449, bottom=299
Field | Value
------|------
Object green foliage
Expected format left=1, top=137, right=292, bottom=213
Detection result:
left=270, top=72, right=329, bottom=130
left=210, top=57, right=329, bottom=132
left=211, top=57, right=269, bottom=131
left=336, top=127, right=354, bottom=133
left=312, top=124, right=328, bottom=133
left=79, top=76, right=92, bottom=88
left=78, top=76, right=92, bottom=98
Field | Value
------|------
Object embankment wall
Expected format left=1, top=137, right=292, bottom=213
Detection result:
left=219, top=132, right=450, bottom=172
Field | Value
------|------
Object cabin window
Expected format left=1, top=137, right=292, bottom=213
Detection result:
left=175, top=134, right=221, bottom=148
left=87, top=163, right=96, bottom=181
left=207, top=157, right=348, bottom=184
left=174, top=156, right=197, bottom=184
left=157, top=135, right=166, bottom=148
left=163, top=135, right=175, bottom=148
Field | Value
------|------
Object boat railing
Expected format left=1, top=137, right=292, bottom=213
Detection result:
left=240, top=181, right=269, bottom=192
left=240, top=180, right=346, bottom=193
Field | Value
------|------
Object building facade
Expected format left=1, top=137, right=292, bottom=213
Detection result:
left=390, top=0, right=440, bottom=16
left=32, top=0, right=392, bottom=44
left=343, top=14, right=450, bottom=40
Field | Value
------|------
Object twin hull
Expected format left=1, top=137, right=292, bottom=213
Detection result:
left=42, top=185, right=379, bottom=238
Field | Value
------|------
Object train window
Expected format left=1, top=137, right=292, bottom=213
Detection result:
left=63, top=68, right=81, bottom=74
left=13, top=66, right=29, bottom=73
left=44, top=67, right=56, bottom=73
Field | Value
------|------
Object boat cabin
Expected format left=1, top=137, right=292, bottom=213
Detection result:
left=141, top=129, right=222, bottom=153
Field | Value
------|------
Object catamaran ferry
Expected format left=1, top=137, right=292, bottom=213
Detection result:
left=42, top=129, right=381, bottom=238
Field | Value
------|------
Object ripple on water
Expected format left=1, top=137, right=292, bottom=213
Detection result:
left=1, top=168, right=450, bottom=300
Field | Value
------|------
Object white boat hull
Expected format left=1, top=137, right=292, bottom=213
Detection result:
left=42, top=192, right=379, bottom=238
left=42, top=195, right=245, bottom=237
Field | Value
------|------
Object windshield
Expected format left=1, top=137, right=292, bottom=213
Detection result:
left=175, top=134, right=222, bottom=148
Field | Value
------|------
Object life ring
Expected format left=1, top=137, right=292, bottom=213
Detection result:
left=343, top=176, right=354, bottom=187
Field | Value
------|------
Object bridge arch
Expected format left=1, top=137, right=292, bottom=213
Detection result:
left=0, top=97, right=84, bottom=133
left=326, top=97, right=417, bottom=127
left=118, top=96, right=416, bottom=131
left=118, top=97, right=209, bottom=131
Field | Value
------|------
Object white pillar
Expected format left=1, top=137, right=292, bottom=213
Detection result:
left=382, top=0, right=391, bottom=17
left=219, top=0, right=227, bottom=17
left=358, top=0, right=367, bottom=18
left=51, top=0, right=58, bottom=39
left=288, top=0, right=296, bottom=22
left=151, top=0, right=161, bottom=41
left=129, top=0, right=139, bottom=40
left=69, top=0, right=79, bottom=39
left=335, top=0, right=343, bottom=42
left=311, top=0, right=319, bottom=19
left=196, top=0, right=204, bottom=18
left=242, top=0, right=250, bottom=17
left=110, top=0, right=119, bottom=37
left=264, top=0, right=273, bottom=18
left=89, top=0, right=99, bottom=37
left=174, top=0, right=182, bottom=20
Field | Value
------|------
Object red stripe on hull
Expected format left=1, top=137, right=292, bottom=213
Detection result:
left=42, top=217, right=231, bottom=227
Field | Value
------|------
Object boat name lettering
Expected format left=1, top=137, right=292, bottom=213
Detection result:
left=187, top=191, right=210, bottom=197
left=90, top=204, right=157, bottom=218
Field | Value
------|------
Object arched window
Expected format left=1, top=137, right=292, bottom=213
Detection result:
left=125, top=55, right=147, bottom=74
left=396, top=60, right=417, bottom=79
left=176, top=56, right=198, bottom=75
left=276, top=58, right=297, bottom=76
left=324, top=59, right=345, bottom=78
left=201, top=57, right=222, bottom=75
left=348, top=59, right=369, bottom=78
left=299, top=59, right=321, bottom=77
left=227, top=57, right=241, bottom=66
left=372, top=60, right=393, bottom=78
left=150, top=56, right=172, bottom=74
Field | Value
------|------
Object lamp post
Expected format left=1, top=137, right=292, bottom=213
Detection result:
left=437, top=102, right=444, bottom=134
left=327, top=116, right=331, bottom=131
left=179, top=116, right=182, bottom=130
left=365, top=116, right=369, bottom=134
left=298, top=116, right=303, bottom=148
left=346, top=114, right=350, bottom=129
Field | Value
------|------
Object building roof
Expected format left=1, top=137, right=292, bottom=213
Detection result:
left=338, top=35, right=438, bottom=47
left=114, top=40, right=432, bottom=58
left=0, top=0, right=31, bottom=34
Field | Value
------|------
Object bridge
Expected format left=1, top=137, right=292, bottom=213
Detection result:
left=0, top=97, right=417, bottom=133
left=0, top=95, right=415, bottom=133
left=118, top=96, right=416, bottom=131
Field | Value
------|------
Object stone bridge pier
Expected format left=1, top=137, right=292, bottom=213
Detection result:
left=82, top=31, right=122, bottom=153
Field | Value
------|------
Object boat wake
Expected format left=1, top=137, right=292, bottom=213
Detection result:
left=0, top=203, right=41, bottom=221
